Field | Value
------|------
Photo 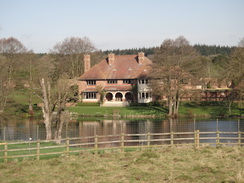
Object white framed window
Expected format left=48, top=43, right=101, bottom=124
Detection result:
left=139, top=92, right=151, bottom=99
left=83, top=92, right=97, bottom=99
left=86, top=80, right=96, bottom=85
left=123, top=79, right=132, bottom=84
left=139, top=79, right=148, bottom=84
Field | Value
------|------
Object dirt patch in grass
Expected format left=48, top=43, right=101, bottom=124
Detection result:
left=0, top=146, right=243, bottom=183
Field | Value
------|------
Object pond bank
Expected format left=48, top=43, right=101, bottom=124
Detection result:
left=68, top=105, right=244, bottom=119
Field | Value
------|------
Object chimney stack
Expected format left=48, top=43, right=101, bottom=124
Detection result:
left=138, top=52, right=144, bottom=64
left=84, top=54, right=90, bottom=73
left=108, top=53, right=115, bottom=65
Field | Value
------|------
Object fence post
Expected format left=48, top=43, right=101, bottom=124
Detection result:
left=196, top=130, right=200, bottom=149
left=194, top=130, right=197, bottom=148
left=4, top=142, right=8, bottom=163
left=36, top=140, right=40, bottom=160
left=36, top=125, right=39, bottom=140
left=171, top=131, right=174, bottom=147
left=94, top=135, right=98, bottom=154
left=216, top=131, right=220, bottom=146
left=66, top=122, right=69, bottom=138
left=194, top=130, right=196, bottom=148
left=3, top=127, right=6, bottom=141
left=147, top=133, right=151, bottom=148
left=121, top=133, right=124, bottom=152
left=66, top=138, right=69, bottom=155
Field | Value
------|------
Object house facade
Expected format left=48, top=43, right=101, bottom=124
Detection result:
left=78, top=52, right=153, bottom=106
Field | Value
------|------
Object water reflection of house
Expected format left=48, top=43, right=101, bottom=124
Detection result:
left=78, top=120, right=127, bottom=148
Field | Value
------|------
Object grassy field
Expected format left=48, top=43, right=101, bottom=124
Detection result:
left=0, top=146, right=243, bottom=183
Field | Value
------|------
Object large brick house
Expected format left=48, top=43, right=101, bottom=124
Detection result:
left=77, top=52, right=153, bottom=106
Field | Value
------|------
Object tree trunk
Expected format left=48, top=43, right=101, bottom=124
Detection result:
left=228, top=101, right=232, bottom=116
left=54, top=111, right=69, bottom=144
left=54, top=89, right=69, bottom=143
left=28, top=59, right=34, bottom=116
left=173, top=97, right=177, bottom=116
left=40, top=78, right=53, bottom=140
left=175, top=99, right=180, bottom=115
left=54, top=112, right=64, bottom=144
left=168, top=96, right=173, bottom=116
left=44, top=114, right=52, bottom=140
left=28, top=90, right=34, bottom=115
left=174, top=91, right=180, bottom=116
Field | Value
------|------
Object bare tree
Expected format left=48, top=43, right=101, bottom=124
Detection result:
left=51, top=36, right=97, bottom=78
left=40, top=76, right=73, bottom=142
left=150, top=36, right=201, bottom=117
left=0, top=55, right=8, bottom=113
left=0, top=37, right=28, bottom=85
left=40, top=78, right=53, bottom=140
left=228, top=37, right=244, bottom=85
left=0, top=37, right=29, bottom=113
left=227, top=38, right=244, bottom=111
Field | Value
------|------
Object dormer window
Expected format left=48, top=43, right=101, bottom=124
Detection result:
left=86, top=80, right=96, bottom=85
left=107, top=80, right=117, bottom=84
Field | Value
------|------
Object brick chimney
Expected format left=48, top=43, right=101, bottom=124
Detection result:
left=138, top=52, right=144, bottom=64
left=108, top=53, right=115, bottom=65
left=84, top=54, right=90, bottom=73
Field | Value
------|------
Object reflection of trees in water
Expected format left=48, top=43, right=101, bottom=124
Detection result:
left=0, top=117, right=44, bottom=141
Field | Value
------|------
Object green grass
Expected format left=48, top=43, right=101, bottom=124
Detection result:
left=0, top=146, right=243, bottom=183
left=9, top=89, right=41, bottom=105
left=0, top=141, right=141, bottom=163
left=68, top=106, right=167, bottom=117
left=179, top=102, right=243, bottom=117
left=69, top=103, right=243, bottom=118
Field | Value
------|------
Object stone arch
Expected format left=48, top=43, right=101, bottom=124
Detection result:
left=125, top=92, right=133, bottom=102
left=106, top=92, right=113, bottom=101
left=115, top=92, right=123, bottom=101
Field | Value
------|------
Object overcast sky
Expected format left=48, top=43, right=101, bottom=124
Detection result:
left=0, top=0, right=243, bottom=53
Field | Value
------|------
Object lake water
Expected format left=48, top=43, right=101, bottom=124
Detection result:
left=0, top=117, right=243, bottom=144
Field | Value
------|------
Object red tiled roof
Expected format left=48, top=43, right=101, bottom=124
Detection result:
left=79, top=55, right=152, bottom=80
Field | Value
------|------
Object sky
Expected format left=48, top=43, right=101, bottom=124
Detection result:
left=0, top=0, right=244, bottom=53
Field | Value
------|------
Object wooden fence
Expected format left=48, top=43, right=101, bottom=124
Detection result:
left=0, top=130, right=244, bottom=163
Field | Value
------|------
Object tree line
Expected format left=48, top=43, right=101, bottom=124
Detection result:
left=104, top=44, right=234, bottom=56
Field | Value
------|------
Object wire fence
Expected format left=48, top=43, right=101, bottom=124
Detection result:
left=0, top=130, right=244, bottom=163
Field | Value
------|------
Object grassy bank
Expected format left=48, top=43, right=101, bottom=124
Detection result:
left=69, top=105, right=167, bottom=118
left=68, top=102, right=243, bottom=118
left=0, top=146, right=243, bottom=183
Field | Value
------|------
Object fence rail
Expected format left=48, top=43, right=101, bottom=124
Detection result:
left=0, top=130, right=244, bottom=163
